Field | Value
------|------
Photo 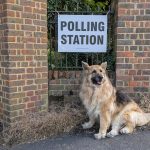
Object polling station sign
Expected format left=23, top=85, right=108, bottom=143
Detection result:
left=57, top=15, right=107, bottom=53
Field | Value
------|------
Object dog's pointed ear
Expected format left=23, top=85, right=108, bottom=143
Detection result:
left=82, top=61, right=89, bottom=70
left=101, top=62, right=107, bottom=70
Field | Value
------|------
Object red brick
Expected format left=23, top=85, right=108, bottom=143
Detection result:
left=58, top=71, right=66, bottom=78
left=6, top=68, right=25, bottom=74
left=9, top=56, right=25, bottom=61
left=7, top=0, right=15, bottom=4
left=118, top=8, right=127, bottom=16
left=26, top=56, right=33, bottom=61
left=27, top=68, right=33, bottom=73
left=22, top=13, right=36, bottom=19
left=75, top=71, right=82, bottom=78
left=128, top=70, right=136, bottom=75
left=24, top=6, right=32, bottom=12
left=42, top=73, right=48, bottom=78
left=142, top=82, right=149, bottom=87
left=9, top=80, right=25, bottom=86
left=27, top=102, right=35, bottom=108
left=42, top=84, right=48, bottom=89
left=6, top=37, right=16, bottom=42
left=27, top=91, right=34, bottom=97
left=144, top=22, right=150, bottom=27
left=118, top=51, right=134, bottom=57
left=20, top=0, right=35, bottom=7
left=23, top=85, right=37, bottom=91
left=30, top=96, right=38, bottom=101
left=49, top=79, right=60, bottom=84
left=130, top=10, right=139, bottom=15
left=133, top=76, right=149, bottom=81
left=53, top=71, right=58, bottom=79
left=16, top=12, right=21, bottom=18
left=22, top=50, right=35, bottom=55
left=26, top=80, right=34, bottom=85
left=6, top=10, right=15, bottom=17
left=9, top=75, right=17, bottom=80
left=41, top=3, right=47, bottom=9
left=35, top=67, right=47, bottom=73
left=129, top=58, right=138, bottom=63
left=130, top=22, right=140, bottom=27
left=41, top=38, right=47, bottom=43
left=22, top=25, right=36, bottom=31
left=29, top=62, right=36, bottom=67
left=128, top=81, right=138, bottom=87
left=134, top=64, right=150, bottom=69
left=33, top=8, right=46, bottom=14
left=25, top=19, right=32, bottom=24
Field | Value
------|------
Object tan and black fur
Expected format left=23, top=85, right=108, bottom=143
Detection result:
left=79, top=61, right=150, bottom=139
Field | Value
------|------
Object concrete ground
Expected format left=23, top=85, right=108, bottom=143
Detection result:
left=1, top=129, right=149, bottom=150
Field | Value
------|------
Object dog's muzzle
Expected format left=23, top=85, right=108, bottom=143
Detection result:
left=91, top=75, right=103, bottom=85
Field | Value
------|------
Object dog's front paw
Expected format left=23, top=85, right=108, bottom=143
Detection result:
left=120, top=127, right=130, bottom=134
left=82, top=122, right=92, bottom=129
left=94, top=133, right=106, bottom=140
left=107, top=130, right=118, bottom=138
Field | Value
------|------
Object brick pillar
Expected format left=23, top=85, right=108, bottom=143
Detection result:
left=0, top=1, right=4, bottom=122
left=0, top=0, right=48, bottom=125
left=115, top=0, right=150, bottom=100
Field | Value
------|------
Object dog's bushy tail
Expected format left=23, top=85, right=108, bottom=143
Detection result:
left=143, top=113, right=150, bottom=125
left=138, top=113, right=150, bottom=126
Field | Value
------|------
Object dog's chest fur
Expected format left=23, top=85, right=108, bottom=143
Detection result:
left=79, top=78, right=115, bottom=118
left=80, top=82, right=104, bottom=116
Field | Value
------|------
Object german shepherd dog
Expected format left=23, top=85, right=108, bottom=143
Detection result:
left=79, top=61, right=150, bottom=139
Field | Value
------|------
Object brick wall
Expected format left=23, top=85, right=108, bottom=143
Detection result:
left=0, top=1, right=5, bottom=121
left=49, top=71, right=82, bottom=97
left=49, top=70, right=115, bottom=100
left=115, top=0, right=150, bottom=100
left=0, top=0, right=48, bottom=125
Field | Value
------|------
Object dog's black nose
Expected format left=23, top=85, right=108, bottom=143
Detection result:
left=95, top=75, right=103, bottom=82
left=91, top=75, right=103, bottom=85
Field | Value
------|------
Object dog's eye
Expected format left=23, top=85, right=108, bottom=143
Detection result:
left=92, top=70, right=96, bottom=74
left=100, top=69, right=102, bottom=72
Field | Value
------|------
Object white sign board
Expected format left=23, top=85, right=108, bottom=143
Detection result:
left=57, top=15, right=107, bottom=53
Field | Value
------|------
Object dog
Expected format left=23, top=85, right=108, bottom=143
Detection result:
left=79, top=61, right=150, bottom=139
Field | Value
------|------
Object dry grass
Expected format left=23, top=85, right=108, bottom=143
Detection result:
left=137, top=93, right=150, bottom=128
left=0, top=133, right=4, bottom=146
left=138, top=94, right=150, bottom=113
left=1, top=93, right=150, bottom=146
left=3, top=101, right=86, bottom=146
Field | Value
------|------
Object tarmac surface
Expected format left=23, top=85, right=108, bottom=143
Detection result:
left=1, top=129, right=149, bottom=150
